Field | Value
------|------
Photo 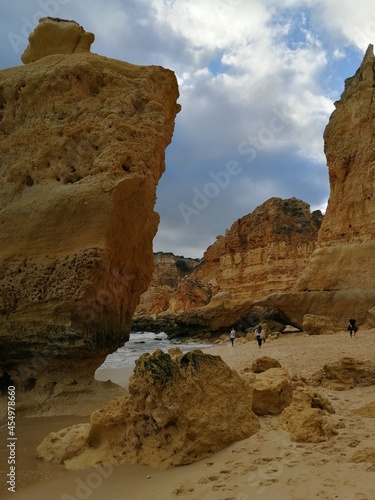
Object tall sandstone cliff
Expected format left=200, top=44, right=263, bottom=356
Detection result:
left=257, top=45, right=375, bottom=329
left=0, top=18, right=180, bottom=415
left=134, top=198, right=322, bottom=334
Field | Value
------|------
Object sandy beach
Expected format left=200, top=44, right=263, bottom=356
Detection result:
left=2, top=329, right=375, bottom=500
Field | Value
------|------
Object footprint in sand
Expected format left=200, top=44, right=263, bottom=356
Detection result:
left=284, top=458, right=300, bottom=467
left=218, top=471, right=232, bottom=481
left=260, top=478, right=279, bottom=486
left=321, top=477, right=337, bottom=487
left=172, top=486, right=195, bottom=496
left=302, top=450, right=314, bottom=457
left=240, top=464, right=258, bottom=474
left=264, top=463, right=284, bottom=474
left=231, top=447, right=247, bottom=453
left=198, top=477, right=210, bottom=484
left=348, top=439, right=361, bottom=447
left=198, top=474, right=219, bottom=484
left=287, top=474, right=310, bottom=486
left=212, top=483, right=239, bottom=492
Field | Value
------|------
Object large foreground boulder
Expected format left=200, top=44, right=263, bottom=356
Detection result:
left=0, top=18, right=180, bottom=417
left=37, top=350, right=260, bottom=469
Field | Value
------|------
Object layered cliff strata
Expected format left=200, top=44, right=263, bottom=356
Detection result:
left=0, top=18, right=180, bottom=415
left=257, top=45, right=375, bottom=329
left=134, top=252, right=200, bottom=317
left=192, top=197, right=322, bottom=300
left=134, top=198, right=322, bottom=335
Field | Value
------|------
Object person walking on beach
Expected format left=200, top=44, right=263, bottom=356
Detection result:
left=348, top=317, right=358, bottom=337
left=230, top=327, right=236, bottom=347
left=254, top=325, right=265, bottom=348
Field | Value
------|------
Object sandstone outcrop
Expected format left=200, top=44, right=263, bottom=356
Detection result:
left=133, top=198, right=322, bottom=336
left=193, top=197, right=322, bottom=301
left=21, top=17, right=95, bottom=64
left=0, top=18, right=180, bottom=416
left=36, top=423, right=91, bottom=464
left=278, top=387, right=338, bottom=442
left=251, top=356, right=282, bottom=373
left=307, top=357, right=375, bottom=390
left=37, top=350, right=260, bottom=469
left=256, top=45, right=375, bottom=330
left=302, top=314, right=335, bottom=335
left=134, top=252, right=201, bottom=318
left=251, top=368, right=293, bottom=416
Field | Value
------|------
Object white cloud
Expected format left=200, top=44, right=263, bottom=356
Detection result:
left=149, top=0, right=271, bottom=49
left=312, top=0, right=375, bottom=50
left=0, top=0, right=369, bottom=257
left=332, top=48, right=346, bottom=59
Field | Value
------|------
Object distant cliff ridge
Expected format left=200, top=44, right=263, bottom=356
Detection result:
left=0, top=17, right=180, bottom=417
left=133, top=198, right=322, bottom=335
left=134, top=252, right=201, bottom=317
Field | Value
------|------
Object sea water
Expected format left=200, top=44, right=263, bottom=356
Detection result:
left=98, top=331, right=215, bottom=369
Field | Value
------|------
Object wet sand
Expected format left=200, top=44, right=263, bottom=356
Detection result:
left=2, top=330, right=375, bottom=499
left=95, top=365, right=134, bottom=389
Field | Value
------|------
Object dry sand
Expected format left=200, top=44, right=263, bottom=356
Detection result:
left=1, top=329, right=375, bottom=500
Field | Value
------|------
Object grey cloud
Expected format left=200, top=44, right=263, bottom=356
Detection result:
left=0, top=0, right=364, bottom=258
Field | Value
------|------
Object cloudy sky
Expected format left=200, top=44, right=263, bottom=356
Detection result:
left=0, top=0, right=373, bottom=258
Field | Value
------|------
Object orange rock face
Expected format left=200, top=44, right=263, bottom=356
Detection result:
left=319, top=44, right=375, bottom=249
left=134, top=252, right=200, bottom=316
left=0, top=18, right=180, bottom=415
left=134, top=198, right=322, bottom=334
left=257, top=45, right=375, bottom=330
left=298, top=44, right=375, bottom=294
left=194, top=197, right=322, bottom=301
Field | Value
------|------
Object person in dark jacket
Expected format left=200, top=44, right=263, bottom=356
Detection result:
left=348, top=317, right=358, bottom=337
